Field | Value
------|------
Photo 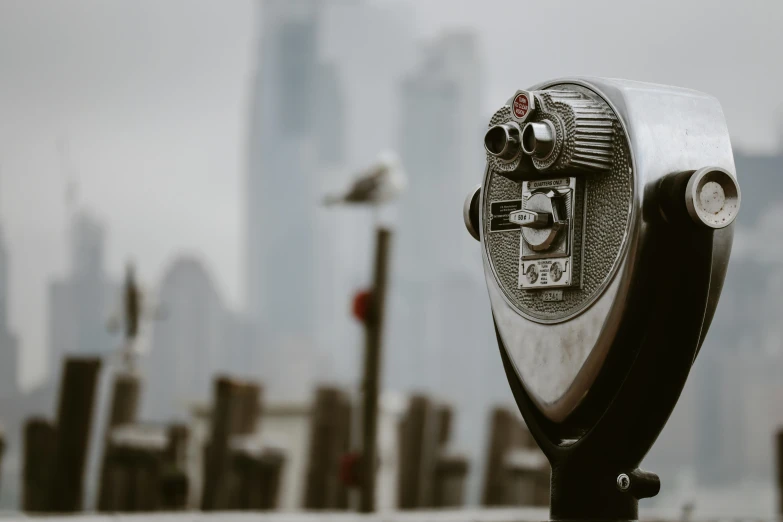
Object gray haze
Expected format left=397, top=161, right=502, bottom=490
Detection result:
left=0, top=0, right=781, bottom=389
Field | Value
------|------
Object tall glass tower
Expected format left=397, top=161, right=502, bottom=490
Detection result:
left=245, top=0, right=345, bottom=398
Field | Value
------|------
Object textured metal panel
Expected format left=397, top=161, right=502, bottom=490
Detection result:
left=483, top=84, right=633, bottom=322
left=481, top=77, right=736, bottom=422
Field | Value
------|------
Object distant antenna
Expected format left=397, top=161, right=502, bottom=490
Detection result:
left=58, top=138, right=79, bottom=212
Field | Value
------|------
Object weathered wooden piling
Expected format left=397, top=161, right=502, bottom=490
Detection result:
left=106, top=372, right=141, bottom=429
left=100, top=423, right=189, bottom=513
left=22, top=418, right=57, bottom=511
left=432, top=453, right=469, bottom=508
left=437, top=406, right=453, bottom=446
left=229, top=446, right=285, bottom=510
left=481, top=406, right=548, bottom=507
left=776, top=428, right=783, bottom=516
left=482, top=407, right=520, bottom=505
left=112, top=446, right=161, bottom=512
left=201, top=377, right=238, bottom=511
left=159, top=424, right=190, bottom=511
left=0, top=425, right=5, bottom=496
left=159, top=468, right=189, bottom=511
left=255, top=448, right=285, bottom=510
left=202, top=377, right=264, bottom=511
left=236, top=382, right=262, bottom=435
left=303, top=386, right=352, bottom=510
left=397, top=396, right=463, bottom=509
left=165, top=423, right=189, bottom=470
left=101, top=426, right=168, bottom=512
left=503, top=448, right=549, bottom=506
left=48, top=356, right=102, bottom=513
left=98, top=371, right=141, bottom=511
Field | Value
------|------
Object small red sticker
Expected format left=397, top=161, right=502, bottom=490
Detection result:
left=513, top=93, right=529, bottom=119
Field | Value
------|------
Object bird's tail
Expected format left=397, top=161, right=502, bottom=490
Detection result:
left=323, top=193, right=344, bottom=206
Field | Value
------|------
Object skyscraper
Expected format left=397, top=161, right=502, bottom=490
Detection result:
left=141, top=256, right=228, bottom=421
left=397, top=31, right=483, bottom=271
left=0, top=203, right=19, bottom=399
left=388, top=31, right=486, bottom=390
left=245, top=0, right=345, bottom=398
left=47, top=209, right=117, bottom=381
left=387, top=31, right=510, bottom=502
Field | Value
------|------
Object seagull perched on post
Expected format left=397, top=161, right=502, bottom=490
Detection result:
left=324, top=150, right=407, bottom=206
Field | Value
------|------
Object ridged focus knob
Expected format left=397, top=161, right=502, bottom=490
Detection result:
left=685, top=167, right=740, bottom=229
left=463, top=184, right=481, bottom=241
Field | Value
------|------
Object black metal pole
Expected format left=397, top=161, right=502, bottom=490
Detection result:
left=359, top=227, right=391, bottom=513
left=776, top=428, right=783, bottom=516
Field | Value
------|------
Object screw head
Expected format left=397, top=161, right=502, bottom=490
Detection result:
left=616, top=473, right=631, bottom=492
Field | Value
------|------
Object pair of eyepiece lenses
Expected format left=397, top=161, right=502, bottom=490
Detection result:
left=485, top=121, right=555, bottom=160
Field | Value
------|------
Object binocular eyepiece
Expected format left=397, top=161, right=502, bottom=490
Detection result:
left=485, top=120, right=556, bottom=161
left=484, top=122, right=521, bottom=160
left=466, top=78, right=741, bottom=521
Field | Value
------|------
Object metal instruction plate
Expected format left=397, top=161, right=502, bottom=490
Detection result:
left=489, top=199, right=522, bottom=232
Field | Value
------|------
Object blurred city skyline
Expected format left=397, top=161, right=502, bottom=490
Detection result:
left=0, top=0, right=782, bottom=515
left=1, top=0, right=782, bottom=389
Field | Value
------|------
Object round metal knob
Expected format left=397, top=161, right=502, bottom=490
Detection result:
left=463, top=184, right=481, bottom=242
left=685, top=167, right=740, bottom=229
left=520, top=192, right=563, bottom=251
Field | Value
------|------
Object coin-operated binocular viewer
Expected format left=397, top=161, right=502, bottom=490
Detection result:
left=464, top=78, right=740, bottom=520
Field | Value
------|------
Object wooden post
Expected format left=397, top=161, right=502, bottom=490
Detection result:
left=106, top=443, right=164, bottom=512
left=437, top=406, right=453, bottom=446
left=335, top=391, right=352, bottom=509
left=22, top=418, right=57, bottom=512
left=776, top=428, right=783, bottom=516
left=202, top=376, right=250, bottom=510
left=256, top=448, right=285, bottom=510
left=236, top=382, right=261, bottom=435
left=127, top=447, right=162, bottom=512
left=106, top=372, right=141, bottom=428
left=397, top=394, right=440, bottom=509
left=360, top=227, right=391, bottom=513
left=201, top=377, right=233, bottom=510
left=303, top=386, right=352, bottom=509
left=102, top=425, right=168, bottom=512
left=502, top=448, right=550, bottom=506
left=101, top=445, right=124, bottom=511
left=48, top=356, right=102, bottom=513
left=232, top=447, right=285, bottom=510
left=432, top=454, right=469, bottom=508
left=159, top=424, right=190, bottom=511
left=166, top=423, right=189, bottom=470
left=221, top=382, right=264, bottom=511
left=98, top=371, right=141, bottom=511
left=482, top=406, right=547, bottom=506
left=159, top=469, right=189, bottom=511
left=0, top=426, right=4, bottom=496
left=482, top=407, right=519, bottom=506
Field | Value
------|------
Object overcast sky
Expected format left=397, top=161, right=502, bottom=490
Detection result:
left=0, top=0, right=781, bottom=387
